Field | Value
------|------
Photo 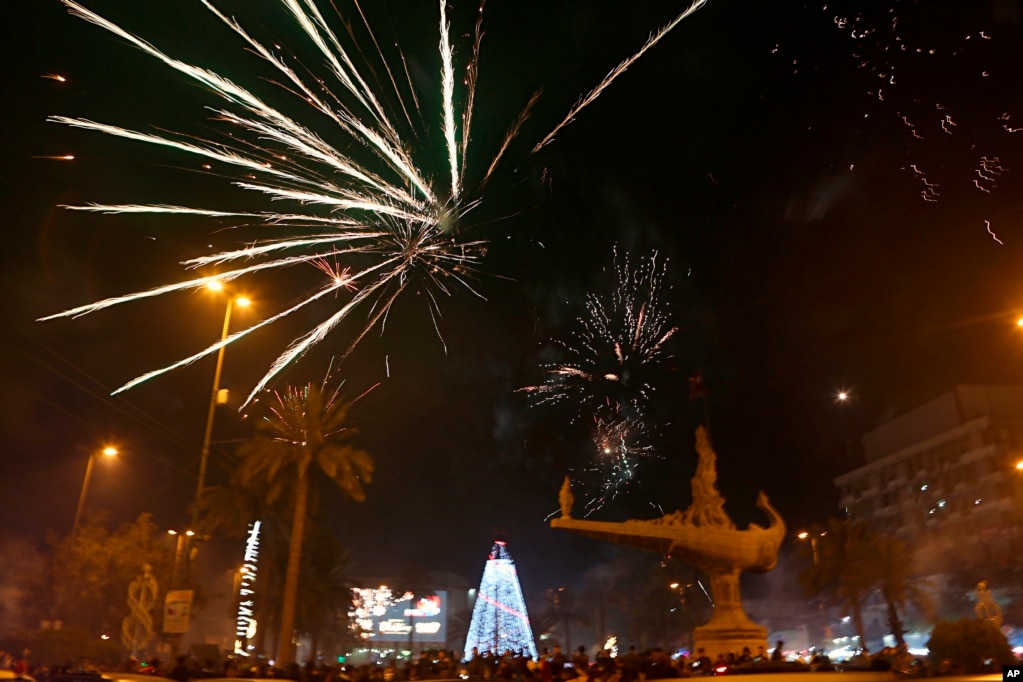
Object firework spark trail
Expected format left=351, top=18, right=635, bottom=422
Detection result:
left=40, top=229, right=395, bottom=320
left=63, top=2, right=433, bottom=211
left=459, top=0, right=486, bottom=181
left=346, top=0, right=417, bottom=132
left=45, top=1, right=706, bottom=404
left=59, top=204, right=280, bottom=219
left=778, top=2, right=1023, bottom=208
left=213, top=0, right=429, bottom=194
left=985, top=220, right=1004, bottom=245
left=905, top=163, right=939, bottom=202
left=481, top=90, right=542, bottom=191
left=533, top=0, right=708, bottom=152
left=278, top=0, right=399, bottom=139
left=113, top=271, right=364, bottom=396
left=519, top=249, right=678, bottom=421
left=439, top=0, right=461, bottom=200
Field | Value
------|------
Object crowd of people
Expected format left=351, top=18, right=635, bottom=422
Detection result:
left=461, top=643, right=785, bottom=681
left=2, top=639, right=981, bottom=682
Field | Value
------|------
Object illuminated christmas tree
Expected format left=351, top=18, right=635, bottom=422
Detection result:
left=463, top=540, right=538, bottom=660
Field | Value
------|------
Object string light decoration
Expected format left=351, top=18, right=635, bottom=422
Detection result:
left=463, top=540, right=538, bottom=660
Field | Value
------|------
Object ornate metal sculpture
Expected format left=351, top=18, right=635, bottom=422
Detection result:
left=122, top=564, right=159, bottom=659
left=552, top=426, right=785, bottom=659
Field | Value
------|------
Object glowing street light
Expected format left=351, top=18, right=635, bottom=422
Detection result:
left=168, top=529, right=196, bottom=587
left=195, top=281, right=251, bottom=510
left=72, top=446, right=118, bottom=535
left=798, top=530, right=825, bottom=564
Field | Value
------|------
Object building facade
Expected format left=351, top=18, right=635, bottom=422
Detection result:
left=834, top=385, right=1023, bottom=574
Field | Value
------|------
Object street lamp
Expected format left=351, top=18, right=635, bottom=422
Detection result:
left=195, top=281, right=251, bottom=509
left=167, top=529, right=196, bottom=587
left=72, top=446, right=118, bottom=535
left=798, top=530, right=825, bottom=564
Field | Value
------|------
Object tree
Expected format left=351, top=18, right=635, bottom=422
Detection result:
left=0, top=536, right=48, bottom=633
left=579, top=563, right=630, bottom=650
left=927, top=618, right=1014, bottom=673
left=539, top=586, right=589, bottom=652
left=45, top=513, right=175, bottom=637
left=237, top=381, right=373, bottom=664
left=620, top=558, right=705, bottom=651
left=869, top=534, right=934, bottom=648
left=798, top=518, right=875, bottom=649
left=194, top=478, right=287, bottom=657
left=0, top=627, right=123, bottom=669
left=294, top=529, right=353, bottom=659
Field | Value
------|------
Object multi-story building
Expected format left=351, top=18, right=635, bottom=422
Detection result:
left=834, top=385, right=1023, bottom=575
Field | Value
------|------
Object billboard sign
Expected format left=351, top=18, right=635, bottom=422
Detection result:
left=351, top=588, right=447, bottom=644
left=163, top=589, right=194, bottom=634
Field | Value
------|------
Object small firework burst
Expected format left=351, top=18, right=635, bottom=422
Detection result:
left=573, top=410, right=658, bottom=516
left=520, top=248, right=678, bottom=422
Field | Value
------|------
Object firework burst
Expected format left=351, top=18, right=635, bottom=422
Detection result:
left=519, top=248, right=678, bottom=422
left=545, top=410, right=657, bottom=519
left=39, top=0, right=707, bottom=406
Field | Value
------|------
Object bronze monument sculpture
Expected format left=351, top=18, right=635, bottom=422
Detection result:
left=975, top=580, right=1003, bottom=629
left=552, top=426, right=786, bottom=658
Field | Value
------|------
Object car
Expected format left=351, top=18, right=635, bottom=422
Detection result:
left=0, top=671, right=36, bottom=682
left=100, top=674, right=170, bottom=682
left=49, top=672, right=168, bottom=682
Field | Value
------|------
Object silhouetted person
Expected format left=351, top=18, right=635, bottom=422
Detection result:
left=170, top=656, right=191, bottom=682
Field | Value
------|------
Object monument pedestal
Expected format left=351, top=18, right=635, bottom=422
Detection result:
left=693, top=568, right=766, bottom=659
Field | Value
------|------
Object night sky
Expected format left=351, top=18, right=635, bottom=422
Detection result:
left=4, top=0, right=1023, bottom=604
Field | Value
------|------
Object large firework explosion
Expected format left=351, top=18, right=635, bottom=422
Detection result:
left=39, top=0, right=707, bottom=406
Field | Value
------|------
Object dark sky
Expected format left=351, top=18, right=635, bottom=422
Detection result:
left=4, top=0, right=1023, bottom=602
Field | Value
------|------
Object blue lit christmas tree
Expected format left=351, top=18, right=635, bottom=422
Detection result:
left=463, top=540, right=538, bottom=660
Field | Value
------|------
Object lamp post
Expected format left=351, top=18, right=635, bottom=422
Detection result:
left=168, top=529, right=196, bottom=588
left=166, top=528, right=201, bottom=657
left=72, top=446, right=118, bottom=535
left=797, top=530, right=824, bottom=564
left=195, top=281, right=250, bottom=509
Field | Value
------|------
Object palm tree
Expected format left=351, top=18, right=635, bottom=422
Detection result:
left=540, top=586, right=590, bottom=651
left=295, top=529, right=354, bottom=659
left=238, top=381, right=374, bottom=664
left=869, top=534, right=934, bottom=648
left=580, top=568, right=628, bottom=649
left=798, top=518, right=876, bottom=649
